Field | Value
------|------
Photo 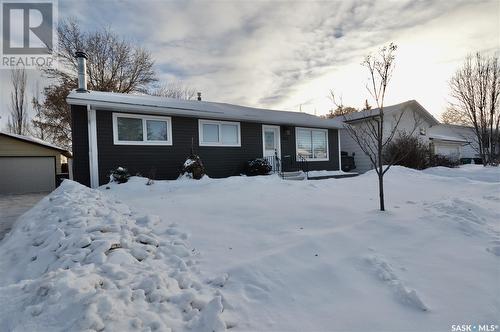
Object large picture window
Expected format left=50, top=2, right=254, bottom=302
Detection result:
left=199, top=120, right=241, bottom=147
left=113, top=113, right=172, bottom=145
left=296, top=127, right=329, bottom=161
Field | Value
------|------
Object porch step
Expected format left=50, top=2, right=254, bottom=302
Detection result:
left=282, top=171, right=306, bottom=181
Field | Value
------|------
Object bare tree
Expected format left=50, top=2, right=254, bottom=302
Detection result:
left=31, top=81, right=51, bottom=141
left=7, top=68, right=30, bottom=135
left=361, top=99, right=372, bottom=111
left=336, top=43, right=420, bottom=211
left=441, top=107, right=471, bottom=126
left=449, top=52, right=500, bottom=165
left=149, top=81, right=197, bottom=100
left=322, top=92, right=359, bottom=118
left=36, top=18, right=158, bottom=148
left=46, top=18, right=157, bottom=93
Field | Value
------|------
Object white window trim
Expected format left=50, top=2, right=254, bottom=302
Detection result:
left=295, top=127, right=329, bottom=162
left=198, top=119, right=241, bottom=147
left=112, top=112, right=172, bottom=145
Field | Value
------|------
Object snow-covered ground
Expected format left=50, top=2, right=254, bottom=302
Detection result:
left=1, top=165, right=499, bottom=331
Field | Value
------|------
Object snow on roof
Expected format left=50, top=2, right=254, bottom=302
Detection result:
left=428, top=134, right=469, bottom=143
left=427, top=124, right=473, bottom=143
left=334, top=100, right=440, bottom=125
left=67, top=90, right=343, bottom=129
left=0, top=131, right=71, bottom=156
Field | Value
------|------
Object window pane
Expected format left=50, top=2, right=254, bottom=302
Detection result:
left=312, top=131, right=327, bottom=159
left=147, top=120, right=168, bottom=141
left=203, top=123, right=219, bottom=143
left=117, top=117, right=143, bottom=141
left=264, top=131, right=275, bottom=150
left=296, top=129, right=312, bottom=158
left=221, top=124, right=238, bottom=144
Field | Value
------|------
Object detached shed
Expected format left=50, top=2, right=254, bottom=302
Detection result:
left=0, top=132, right=72, bottom=194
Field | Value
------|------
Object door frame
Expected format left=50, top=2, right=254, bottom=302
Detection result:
left=262, top=125, right=281, bottom=158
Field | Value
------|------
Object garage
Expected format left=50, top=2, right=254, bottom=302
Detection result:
left=0, top=157, right=56, bottom=194
left=0, top=132, right=71, bottom=195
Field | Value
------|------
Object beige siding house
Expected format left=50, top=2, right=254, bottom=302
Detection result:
left=0, top=132, right=71, bottom=194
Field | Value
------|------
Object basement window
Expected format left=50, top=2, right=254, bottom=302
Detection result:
left=113, top=113, right=172, bottom=145
left=199, top=119, right=241, bottom=147
left=295, top=127, right=329, bottom=161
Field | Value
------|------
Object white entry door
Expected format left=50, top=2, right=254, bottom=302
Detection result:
left=262, top=125, right=281, bottom=170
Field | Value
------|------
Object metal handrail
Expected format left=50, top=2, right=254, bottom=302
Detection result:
left=296, top=154, right=309, bottom=179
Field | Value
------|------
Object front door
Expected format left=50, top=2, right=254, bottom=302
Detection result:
left=262, top=125, right=281, bottom=171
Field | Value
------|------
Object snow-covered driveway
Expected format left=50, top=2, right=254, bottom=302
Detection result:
left=0, top=193, right=46, bottom=240
left=106, top=165, right=500, bottom=331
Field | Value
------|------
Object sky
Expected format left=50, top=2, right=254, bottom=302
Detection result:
left=0, top=0, right=499, bottom=128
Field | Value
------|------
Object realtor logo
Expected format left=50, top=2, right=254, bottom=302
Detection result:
left=1, top=0, right=57, bottom=67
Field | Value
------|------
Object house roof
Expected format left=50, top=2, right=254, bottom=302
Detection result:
left=427, top=124, right=473, bottom=143
left=334, top=100, right=440, bottom=126
left=67, top=90, right=343, bottom=129
left=0, top=131, right=72, bottom=157
left=428, top=134, right=469, bottom=143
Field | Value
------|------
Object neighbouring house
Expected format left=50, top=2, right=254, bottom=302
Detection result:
left=67, top=53, right=342, bottom=188
left=336, top=100, right=473, bottom=173
left=0, top=131, right=72, bottom=194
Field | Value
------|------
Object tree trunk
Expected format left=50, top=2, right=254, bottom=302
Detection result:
left=378, top=173, right=385, bottom=211
left=378, top=117, right=385, bottom=211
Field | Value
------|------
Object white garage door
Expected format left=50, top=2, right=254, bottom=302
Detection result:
left=435, top=145, right=460, bottom=157
left=0, top=157, right=56, bottom=194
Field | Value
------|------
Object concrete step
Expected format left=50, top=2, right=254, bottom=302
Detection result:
left=282, top=171, right=306, bottom=180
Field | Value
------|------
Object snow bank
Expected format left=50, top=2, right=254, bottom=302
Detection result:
left=0, top=180, right=225, bottom=332
left=423, top=164, right=500, bottom=183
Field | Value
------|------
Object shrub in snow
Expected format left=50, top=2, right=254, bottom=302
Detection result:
left=384, top=133, right=459, bottom=169
left=180, top=154, right=206, bottom=179
left=110, top=166, right=131, bottom=183
left=383, top=133, right=430, bottom=170
left=428, top=154, right=459, bottom=168
left=244, top=158, right=272, bottom=176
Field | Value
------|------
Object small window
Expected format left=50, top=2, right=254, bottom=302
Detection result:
left=113, top=113, right=172, bottom=145
left=199, top=120, right=241, bottom=147
left=117, top=117, right=143, bottom=141
left=296, top=127, right=329, bottom=161
left=202, top=123, right=219, bottom=143
left=146, top=120, right=169, bottom=141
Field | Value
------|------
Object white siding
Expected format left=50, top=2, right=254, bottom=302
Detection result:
left=340, top=129, right=374, bottom=173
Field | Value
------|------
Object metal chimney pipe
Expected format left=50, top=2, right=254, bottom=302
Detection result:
left=75, top=51, right=88, bottom=92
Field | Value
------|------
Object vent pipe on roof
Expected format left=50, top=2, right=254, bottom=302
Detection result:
left=75, top=51, right=88, bottom=92
left=197, top=92, right=202, bottom=101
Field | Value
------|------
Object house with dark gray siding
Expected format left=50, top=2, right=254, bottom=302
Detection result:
left=67, top=53, right=342, bottom=188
